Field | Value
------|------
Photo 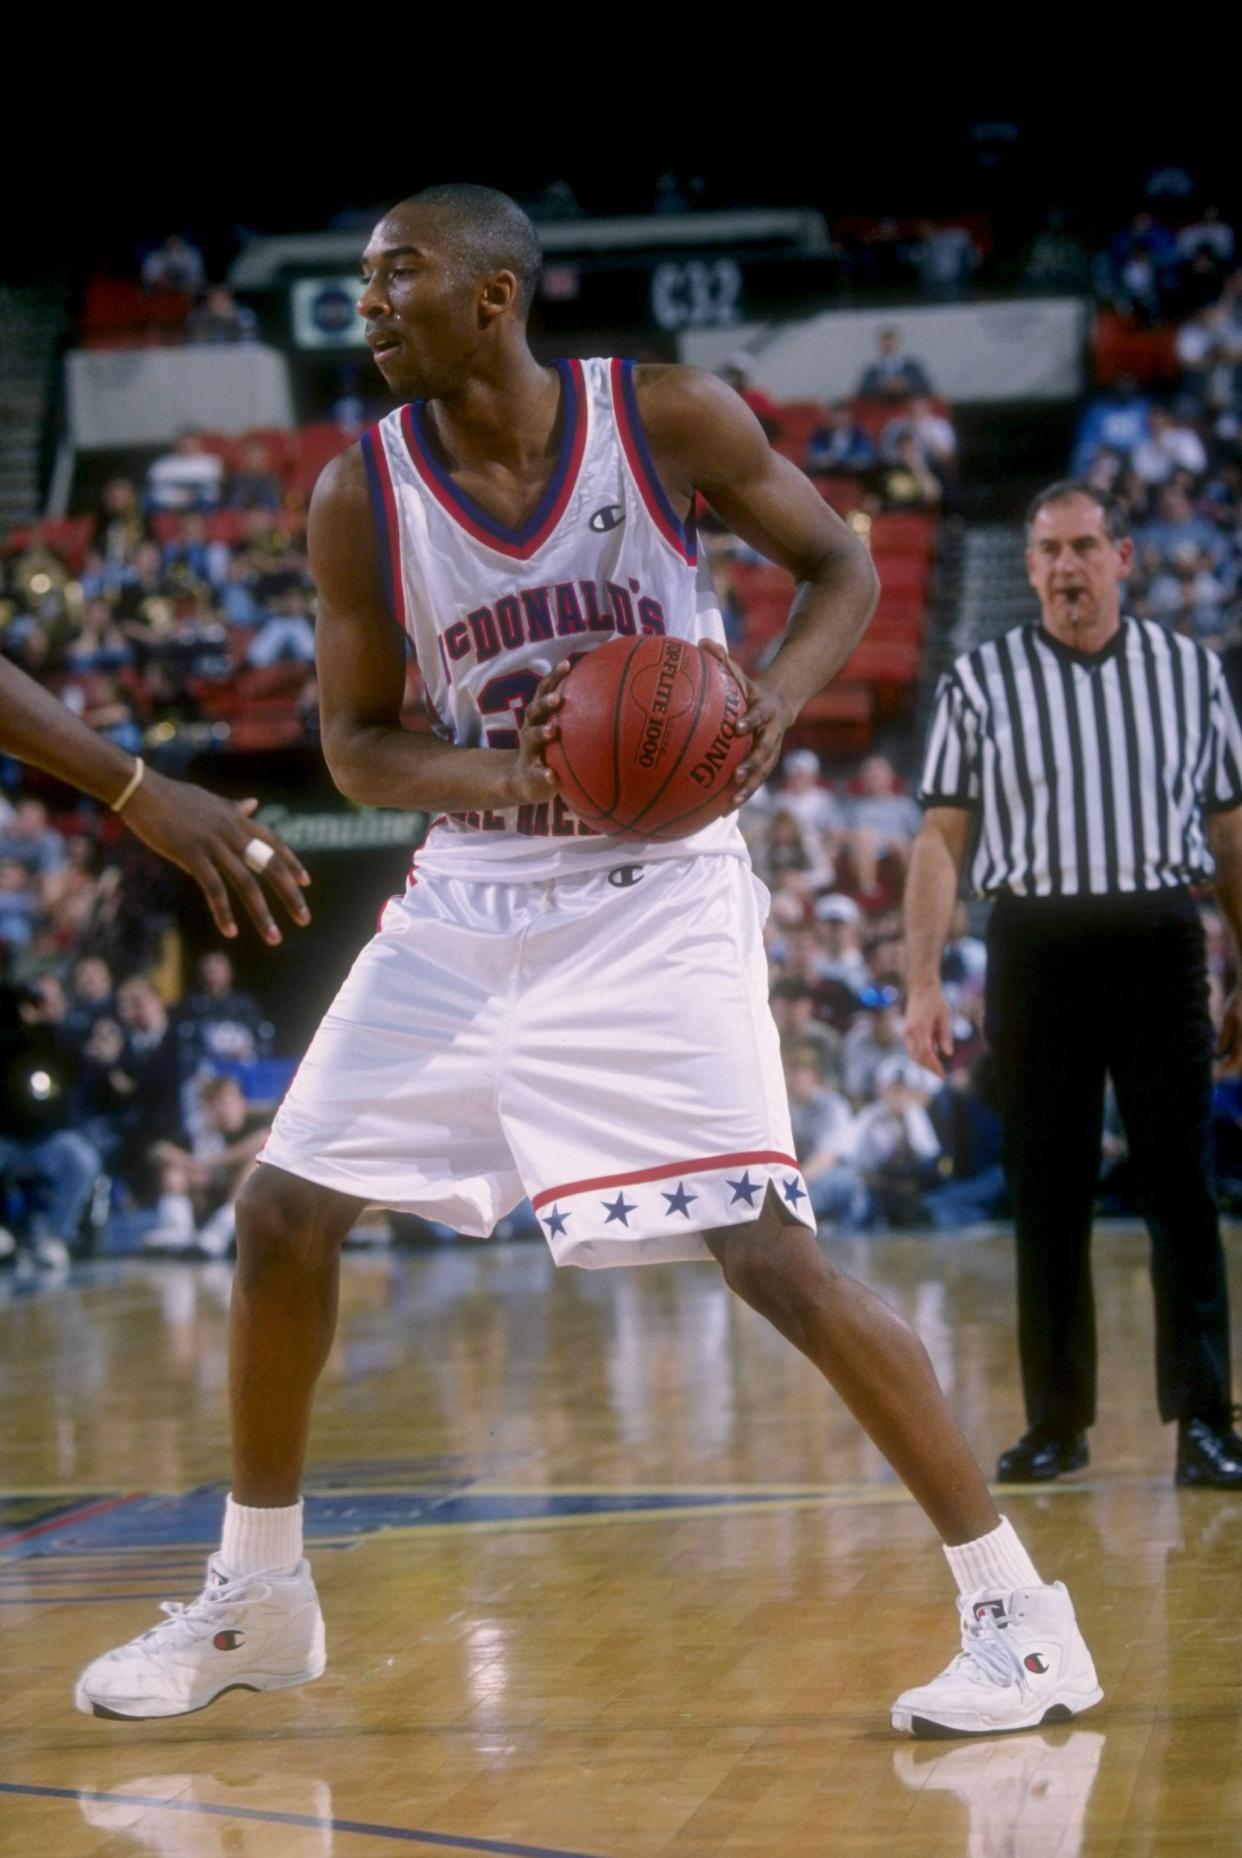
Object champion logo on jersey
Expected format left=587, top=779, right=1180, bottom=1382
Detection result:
left=213, top=1630, right=245, bottom=1652
left=590, top=503, right=626, bottom=532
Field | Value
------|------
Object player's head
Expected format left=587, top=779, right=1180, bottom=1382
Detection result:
left=1024, top=480, right=1133, bottom=639
left=358, top=183, right=542, bottom=397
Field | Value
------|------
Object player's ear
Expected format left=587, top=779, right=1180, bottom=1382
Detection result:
left=479, top=270, right=519, bottom=327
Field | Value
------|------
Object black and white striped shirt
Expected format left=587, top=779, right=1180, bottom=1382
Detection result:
left=918, top=618, right=1242, bottom=897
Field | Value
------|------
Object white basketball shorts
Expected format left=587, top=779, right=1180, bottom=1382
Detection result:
left=259, top=853, right=812, bottom=1268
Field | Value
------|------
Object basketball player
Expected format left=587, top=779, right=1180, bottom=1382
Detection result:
left=0, top=654, right=310, bottom=942
left=76, top=185, right=1100, bottom=1738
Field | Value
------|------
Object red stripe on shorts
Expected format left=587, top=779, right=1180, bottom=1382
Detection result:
left=532, top=1150, right=801, bottom=1212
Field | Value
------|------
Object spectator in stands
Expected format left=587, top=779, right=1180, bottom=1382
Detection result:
left=0, top=858, right=39, bottom=950
left=881, top=397, right=957, bottom=472
left=806, top=402, right=874, bottom=476
left=924, top=1057, right=1009, bottom=1232
left=1176, top=303, right=1241, bottom=413
left=784, top=1041, right=868, bottom=1229
left=0, top=980, right=107, bottom=1265
left=841, top=989, right=905, bottom=1105
left=1138, top=483, right=1228, bottom=572
left=141, top=234, right=206, bottom=296
left=147, top=1073, right=272, bottom=1256
left=770, top=747, right=847, bottom=838
left=1145, top=547, right=1231, bottom=643
left=175, top=950, right=270, bottom=1076
left=226, top=442, right=283, bottom=512
left=769, top=977, right=841, bottom=1077
left=913, top=220, right=978, bottom=299
left=762, top=809, right=832, bottom=890
left=1103, top=212, right=1179, bottom=321
left=0, top=798, right=67, bottom=879
left=1131, top=406, right=1208, bottom=486
left=65, top=954, right=114, bottom=1041
left=1072, top=378, right=1152, bottom=477
left=146, top=431, right=225, bottom=514
left=855, top=326, right=933, bottom=401
left=813, top=894, right=868, bottom=990
left=880, top=433, right=944, bottom=510
left=1178, top=206, right=1235, bottom=271
left=112, top=540, right=177, bottom=624
left=186, top=286, right=258, bottom=345
left=1023, top=211, right=1091, bottom=292
left=851, top=1054, right=942, bottom=1228
left=160, top=514, right=232, bottom=593
left=843, top=754, right=922, bottom=903
left=95, top=478, right=148, bottom=562
left=244, top=589, right=317, bottom=668
left=220, top=556, right=266, bottom=627
left=718, top=354, right=780, bottom=435
left=64, top=600, right=133, bottom=675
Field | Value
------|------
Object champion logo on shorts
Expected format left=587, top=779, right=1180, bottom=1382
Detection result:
left=608, top=865, right=645, bottom=887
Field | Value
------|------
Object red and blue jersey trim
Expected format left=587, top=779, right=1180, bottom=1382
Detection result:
left=610, top=358, right=697, bottom=566
left=532, top=1149, right=800, bottom=1212
left=401, top=357, right=587, bottom=562
left=360, top=426, right=407, bottom=631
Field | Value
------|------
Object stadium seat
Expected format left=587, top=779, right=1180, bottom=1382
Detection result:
left=3, top=516, right=95, bottom=572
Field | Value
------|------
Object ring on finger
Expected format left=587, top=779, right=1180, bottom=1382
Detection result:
left=243, top=837, right=275, bottom=874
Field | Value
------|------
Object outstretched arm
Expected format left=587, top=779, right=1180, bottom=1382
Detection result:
left=637, top=365, right=880, bottom=803
left=0, top=655, right=310, bottom=944
left=310, top=446, right=559, bottom=813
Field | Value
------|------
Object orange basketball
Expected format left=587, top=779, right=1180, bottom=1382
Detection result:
left=546, top=636, right=747, bottom=842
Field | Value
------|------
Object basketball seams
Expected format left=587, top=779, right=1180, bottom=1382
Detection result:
left=639, top=666, right=747, bottom=839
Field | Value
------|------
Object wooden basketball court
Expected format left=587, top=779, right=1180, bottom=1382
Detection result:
left=3, top=1227, right=1240, bottom=1857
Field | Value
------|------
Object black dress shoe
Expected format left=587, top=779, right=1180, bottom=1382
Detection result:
left=996, top=1426, right=1089, bottom=1483
left=1176, top=1417, right=1242, bottom=1488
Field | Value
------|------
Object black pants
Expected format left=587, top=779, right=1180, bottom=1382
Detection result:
left=985, top=890, right=1232, bottom=1430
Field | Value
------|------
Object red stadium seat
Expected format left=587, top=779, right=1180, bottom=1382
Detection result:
left=810, top=476, right=866, bottom=516
left=3, top=516, right=95, bottom=572
left=776, top=400, right=827, bottom=444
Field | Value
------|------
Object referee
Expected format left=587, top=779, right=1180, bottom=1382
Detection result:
left=904, top=479, right=1242, bottom=1488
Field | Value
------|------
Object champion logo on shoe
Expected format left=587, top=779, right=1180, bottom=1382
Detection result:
left=213, top=1630, right=245, bottom=1652
left=973, top=1599, right=1007, bottom=1623
left=1024, top=1652, right=1049, bottom=1674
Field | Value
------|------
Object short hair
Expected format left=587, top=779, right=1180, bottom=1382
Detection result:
left=1024, top=479, right=1131, bottom=544
left=400, top=182, right=542, bottom=314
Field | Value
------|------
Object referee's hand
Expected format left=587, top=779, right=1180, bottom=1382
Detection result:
left=1216, top=987, right=1242, bottom=1076
left=904, top=981, right=953, bottom=1081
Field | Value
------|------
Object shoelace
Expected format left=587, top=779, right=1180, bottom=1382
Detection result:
left=951, top=1595, right=1027, bottom=1689
left=137, top=1576, right=265, bottom=1652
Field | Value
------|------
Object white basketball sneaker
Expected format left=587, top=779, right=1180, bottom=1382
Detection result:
left=74, top=1555, right=325, bottom=1720
left=890, top=1581, right=1102, bottom=1738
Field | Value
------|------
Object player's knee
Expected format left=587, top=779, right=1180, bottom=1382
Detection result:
left=714, top=1223, right=824, bottom=1317
left=234, top=1167, right=347, bottom=1275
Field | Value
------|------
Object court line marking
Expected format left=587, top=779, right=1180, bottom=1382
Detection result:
left=0, top=1782, right=612, bottom=1858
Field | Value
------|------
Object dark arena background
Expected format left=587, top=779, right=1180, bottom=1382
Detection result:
left=3, top=106, right=1242, bottom=1856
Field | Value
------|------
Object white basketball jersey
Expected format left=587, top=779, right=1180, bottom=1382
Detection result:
left=362, top=356, right=748, bottom=881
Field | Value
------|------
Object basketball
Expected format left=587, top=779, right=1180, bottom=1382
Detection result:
left=546, top=635, right=748, bottom=842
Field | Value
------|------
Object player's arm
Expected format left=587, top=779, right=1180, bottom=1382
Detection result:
left=1207, top=804, right=1242, bottom=1071
left=637, top=365, right=880, bottom=802
left=902, top=806, right=974, bottom=1079
left=310, top=447, right=558, bottom=811
left=0, top=654, right=310, bottom=944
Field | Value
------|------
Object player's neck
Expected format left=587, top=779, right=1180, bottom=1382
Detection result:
left=428, top=347, right=560, bottom=471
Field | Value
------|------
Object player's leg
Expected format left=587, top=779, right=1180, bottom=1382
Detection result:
left=229, top=1165, right=364, bottom=1506
left=76, top=874, right=522, bottom=1720
left=705, top=1197, right=1101, bottom=1738
left=702, top=1195, right=995, bottom=1545
left=74, top=1166, right=361, bottom=1721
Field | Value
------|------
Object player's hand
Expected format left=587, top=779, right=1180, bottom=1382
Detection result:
left=1216, top=987, right=1242, bottom=1075
left=512, top=662, right=570, bottom=804
left=904, top=982, right=953, bottom=1081
left=700, top=640, right=795, bottom=809
left=122, top=769, right=312, bottom=946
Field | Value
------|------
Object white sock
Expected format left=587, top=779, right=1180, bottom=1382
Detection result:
left=218, top=1494, right=303, bottom=1577
left=943, top=1515, right=1041, bottom=1596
